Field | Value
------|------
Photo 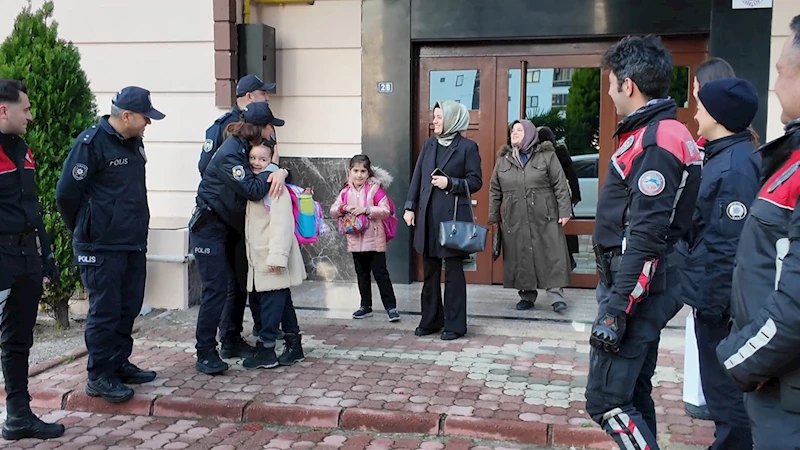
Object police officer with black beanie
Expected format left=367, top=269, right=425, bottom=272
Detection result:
left=56, top=86, right=164, bottom=404
left=192, top=101, right=289, bottom=375
left=0, top=79, right=64, bottom=440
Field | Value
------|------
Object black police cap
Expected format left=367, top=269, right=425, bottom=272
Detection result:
left=112, top=86, right=165, bottom=120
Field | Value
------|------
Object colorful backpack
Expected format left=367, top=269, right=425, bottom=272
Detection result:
left=285, top=185, right=329, bottom=245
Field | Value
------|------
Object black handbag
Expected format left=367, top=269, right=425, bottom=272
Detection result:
left=492, top=223, right=502, bottom=261
left=439, top=185, right=488, bottom=254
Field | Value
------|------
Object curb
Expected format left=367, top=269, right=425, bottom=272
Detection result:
left=17, top=387, right=712, bottom=449
left=28, top=345, right=89, bottom=378
left=18, top=388, right=623, bottom=449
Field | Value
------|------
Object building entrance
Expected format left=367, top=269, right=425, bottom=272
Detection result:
left=413, top=38, right=708, bottom=287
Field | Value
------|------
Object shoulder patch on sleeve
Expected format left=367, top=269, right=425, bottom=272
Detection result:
left=72, top=163, right=89, bottom=181
left=726, top=201, right=747, bottom=220
left=637, top=170, right=666, bottom=196
left=203, top=139, right=214, bottom=152
left=80, top=124, right=100, bottom=144
left=231, top=165, right=246, bottom=181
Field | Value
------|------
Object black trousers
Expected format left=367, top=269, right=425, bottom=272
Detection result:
left=419, top=256, right=467, bottom=335
left=352, top=251, right=397, bottom=311
left=585, top=281, right=661, bottom=450
left=78, top=250, right=146, bottom=381
left=252, top=288, right=300, bottom=347
left=219, top=229, right=261, bottom=342
left=192, top=215, right=232, bottom=353
left=0, top=236, right=42, bottom=410
left=696, top=315, right=753, bottom=450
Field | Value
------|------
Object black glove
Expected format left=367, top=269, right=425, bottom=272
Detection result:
left=590, top=310, right=627, bottom=353
left=42, top=253, right=59, bottom=282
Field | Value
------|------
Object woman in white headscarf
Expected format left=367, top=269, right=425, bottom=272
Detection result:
left=403, top=101, right=483, bottom=341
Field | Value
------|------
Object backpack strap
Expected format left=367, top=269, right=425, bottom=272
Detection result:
left=372, top=186, right=394, bottom=214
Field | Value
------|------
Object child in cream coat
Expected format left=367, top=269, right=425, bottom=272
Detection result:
left=242, top=144, right=306, bottom=369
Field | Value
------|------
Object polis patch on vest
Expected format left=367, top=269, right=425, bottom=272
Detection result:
left=726, top=201, right=747, bottom=221
left=232, top=165, right=245, bottom=181
left=637, top=170, right=666, bottom=196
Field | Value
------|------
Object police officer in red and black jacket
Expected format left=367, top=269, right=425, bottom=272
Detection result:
left=0, top=79, right=64, bottom=440
left=584, top=36, right=702, bottom=450
left=716, top=16, right=800, bottom=449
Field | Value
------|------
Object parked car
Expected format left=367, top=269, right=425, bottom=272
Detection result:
left=571, top=153, right=598, bottom=218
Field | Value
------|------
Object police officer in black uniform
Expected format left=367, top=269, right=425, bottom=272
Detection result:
left=55, top=86, right=164, bottom=404
left=199, top=74, right=278, bottom=355
left=0, top=79, right=65, bottom=440
left=584, top=36, right=702, bottom=450
left=192, top=101, right=289, bottom=375
left=677, top=78, right=759, bottom=450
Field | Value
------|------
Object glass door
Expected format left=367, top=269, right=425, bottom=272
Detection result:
left=414, top=56, right=497, bottom=284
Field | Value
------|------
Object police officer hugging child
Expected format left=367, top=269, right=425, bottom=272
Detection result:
left=190, top=101, right=293, bottom=375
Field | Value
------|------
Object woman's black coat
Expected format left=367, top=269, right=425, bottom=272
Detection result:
left=404, top=133, right=483, bottom=259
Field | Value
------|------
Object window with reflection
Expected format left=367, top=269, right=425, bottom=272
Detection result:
left=508, top=66, right=602, bottom=275
left=670, top=66, right=690, bottom=108
left=430, top=70, right=480, bottom=110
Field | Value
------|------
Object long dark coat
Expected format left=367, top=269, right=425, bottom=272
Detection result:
left=404, top=133, right=483, bottom=259
left=488, top=141, right=572, bottom=290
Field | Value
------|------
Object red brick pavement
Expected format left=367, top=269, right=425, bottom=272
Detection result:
left=0, top=409, right=554, bottom=449
left=3, top=324, right=711, bottom=449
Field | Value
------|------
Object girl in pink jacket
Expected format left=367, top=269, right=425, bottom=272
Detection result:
left=331, top=155, right=400, bottom=322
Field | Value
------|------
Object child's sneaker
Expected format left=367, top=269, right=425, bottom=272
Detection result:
left=387, top=309, right=401, bottom=322
left=352, top=307, right=373, bottom=319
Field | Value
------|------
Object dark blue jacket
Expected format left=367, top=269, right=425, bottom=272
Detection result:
left=55, top=117, right=149, bottom=253
left=196, top=135, right=288, bottom=229
left=675, top=131, right=761, bottom=322
left=198, top=106, right=240, bottom=176
left=592, top=99, right=702, bottom=329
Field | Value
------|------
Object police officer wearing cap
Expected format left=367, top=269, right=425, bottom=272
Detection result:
left=200, top=74, right=280, bottom=357
left=55, top=86, right=165, bottom=404
left=192, top=101, right=289, bottom=375
left=0, top=79, right=65, bottom=440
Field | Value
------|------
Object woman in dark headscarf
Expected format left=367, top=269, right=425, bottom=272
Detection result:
left=488, top=120, right=573, bottom=312
left=403, top=101, right=483, bottom=340
left=538, top=126, right=581, bottom=271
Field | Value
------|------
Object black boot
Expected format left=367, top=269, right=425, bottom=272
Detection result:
left=2, top=397, right=65, bottom=441
left=243, top=342, right=279, bottom=369
left=516, top=290, right=537, bottom=310
left=115, top=361, right=157, bottom=384
left=220, top=335, right=257, bottom=359
left=85, top=377, right=135, bottom=404
left=195, top=348, right=229, bottom=375
left=278, top=333, right=305, bottom=366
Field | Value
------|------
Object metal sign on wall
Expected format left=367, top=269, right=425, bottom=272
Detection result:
left=732, top=0, right=772, bottom=9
